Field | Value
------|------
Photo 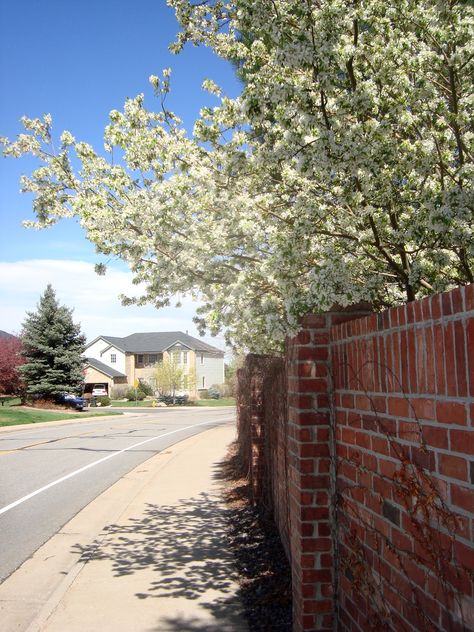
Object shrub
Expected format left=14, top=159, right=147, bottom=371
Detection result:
left=207, top=386, right=221, bottom=399
left=198, top=389, right=209, bottom=399
left=126, top=388, right=146, bottom=401
left=94, top=395, right=111, bottom=406
left=138, top=380, right=154, bottom=396
left=111, top=385, right=129, bottom=399
left=158, top=394, right=189, bottom=406
left=216, top=383, right=232, bottom=397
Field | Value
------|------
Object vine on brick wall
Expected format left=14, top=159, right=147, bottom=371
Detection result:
left=335, top=360, right=472, bottom=632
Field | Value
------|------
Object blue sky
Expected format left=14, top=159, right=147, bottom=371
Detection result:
left=0, top=0, right=240, bottom=348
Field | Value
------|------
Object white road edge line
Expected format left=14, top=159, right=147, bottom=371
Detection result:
left=0, top=419, right=225, bottom=517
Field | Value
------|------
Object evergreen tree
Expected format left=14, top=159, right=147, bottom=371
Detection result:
left=20, top=285, right=86, bottom=398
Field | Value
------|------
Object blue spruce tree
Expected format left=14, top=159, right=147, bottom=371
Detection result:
left=20, top=285, right=86, bottom=398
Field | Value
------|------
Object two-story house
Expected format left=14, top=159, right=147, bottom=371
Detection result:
left=83, top=331, right=225, bottom=398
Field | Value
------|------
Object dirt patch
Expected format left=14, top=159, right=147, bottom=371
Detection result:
left=22, top=400, right=70, bottom=411
left=218, top=443, right=292, bottom=631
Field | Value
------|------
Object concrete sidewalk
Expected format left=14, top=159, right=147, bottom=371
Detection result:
left=0, top=424, right=248, bottom=632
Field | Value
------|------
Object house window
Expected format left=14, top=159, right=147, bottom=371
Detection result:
left=172, top=350, right=181, bottom=365
left=149, top=354, right=157, bottom=365
left=110, top=354, right=116, bottom=364
left=202, top=376, right=205, bottom=388
left=137, top=354, right=144, bottom=366
left=182, top=351, right=188, bottom=365
left=200, top=353, right=204, bottom=365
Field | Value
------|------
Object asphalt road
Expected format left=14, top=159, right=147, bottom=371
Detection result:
left=0, top=407, right=235, bottom=583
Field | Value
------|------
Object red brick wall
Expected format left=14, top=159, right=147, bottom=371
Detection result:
left=333, top=286, right=474, bottom=632
left=287, top=309, right=372, bottom=631
left=236, top=354, right=290, bottom=555
left=237, top=284, right=474, bottom=632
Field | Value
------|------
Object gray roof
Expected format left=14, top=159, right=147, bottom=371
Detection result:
left=85, top=357, right=127, bottom=378
left=0, top=330, right=14, bottom=339
left=91, top=331, right=224, bottom=356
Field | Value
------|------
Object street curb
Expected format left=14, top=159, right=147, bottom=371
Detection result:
left=0, top=413, right=126, bottom=434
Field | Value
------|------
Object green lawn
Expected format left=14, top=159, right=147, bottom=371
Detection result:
left=111, top=400, right=155, bottom=407
left=0, top=405, right=119, bottom=427
left=193, top=398, right=236, bottom=407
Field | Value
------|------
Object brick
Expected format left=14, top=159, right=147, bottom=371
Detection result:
left=442, top=290, right=454, bottom=316
left=424, top=327, right=436, bottom=394
left=318, top=458, right=330, bottom=473
left=297, top=362, right=315, bottom=377
left=347, top=411, right=362, bottom=428
left=362, top=415, right=377, bottom=432
left=415, top=327, right=426, bottom=392
left=316, top=394, right=330, bottom=408
left=388, top=396, right=410, bottom=417
left=454, top=541, right=474, bottom=574
left=385, top=334, right=396, bottom=392
left=297, top=346, right=328, bottom=361
left=433, top=324, right=446, bottom=395
left=289, top=394, right=314, bottom=409
left=302, top=569, right=332, bottom=583
left=410, top=446, right=436, bottom=471
left=297, top=378, right=328, bottom=393
left=341, top=393, right=355, bottom=409
left=378, top=336, right=388, bottom=393
left=355, top=394, right=371, bottom=411
left=410, top=397, right=435, bottom=421
left=302, top=599, right=333, bottom=614
left=301, top=314, right=326, bottom=327
left=431, top=294, right=442, bottom=320
left=300, top=474, right=330, bottom=489
left=301, top=507, right=329, bottom=521
left=374, top=475, right=392, bottom=498
left=423, top=425, right=449, bottom=449
left=436, top=401, right=467, bottom=425
left=454, top=320, right=468, bottom=396
left=438, top=453, right=468, bottom=481
left=301, top=583, right=316, bottom=598
left=355, top=431, right=371, bottom=449
left=301, top=459, right=315, bottom=474
left=451, top=286, right=464, bottom=314
left=451, top=429, right=474, bottom=455
left=379, top=458, right=398, bottom=478
left=296, top=411, right=330, bottom=426
left=451, top=483, right=474, bottom=512
left=445, top=321, right=458, bottom=396
left=371, top=435, right=390, bottom=455
left=313, top=332, right=330, bottom=345
left=407, top=328, right=417, bottom=391
left=398, top=420, right=421, bottom=442
left=421, top=295, right=432, bottom=320
left=296, top=329, right=311, bottom=345
left=302, top=537, right=332, bottom=552
left=301, top=443, right=330, bottom=458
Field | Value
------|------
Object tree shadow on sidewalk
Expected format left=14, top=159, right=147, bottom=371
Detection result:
left=72, top=492, right=247, bottom=630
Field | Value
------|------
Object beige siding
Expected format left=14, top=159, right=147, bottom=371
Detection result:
left=84, top=367, right=113, bottom=391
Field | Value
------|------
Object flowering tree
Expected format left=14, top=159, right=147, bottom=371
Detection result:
left=2, top=0, right=473, bottom=351
left=0, top=336, right=24, bottom=395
